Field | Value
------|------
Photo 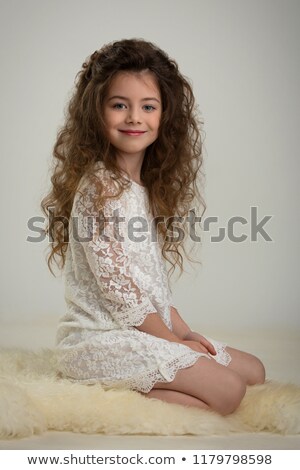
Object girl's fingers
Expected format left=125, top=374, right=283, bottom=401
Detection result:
left=200, top=336, right=217, bottom=355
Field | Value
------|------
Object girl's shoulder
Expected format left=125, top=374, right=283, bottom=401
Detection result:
left=77, top=161, right=120, bottom=198
left=73, top=162, right=126, bottom=217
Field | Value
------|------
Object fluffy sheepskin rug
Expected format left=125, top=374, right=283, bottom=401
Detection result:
left=0, top=348, right=299, bottom=439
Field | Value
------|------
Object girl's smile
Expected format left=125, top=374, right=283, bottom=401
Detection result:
left=119, top=130, right=147, bottom=136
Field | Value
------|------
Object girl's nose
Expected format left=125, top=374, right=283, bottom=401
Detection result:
left=125, top=107, right=142, bottom=124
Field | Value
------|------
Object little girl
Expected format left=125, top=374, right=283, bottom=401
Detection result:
left=42, top=38, right=265, bottom=416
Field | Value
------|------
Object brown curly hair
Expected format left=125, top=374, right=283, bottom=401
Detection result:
left=41, top=38, right=206, bottom=279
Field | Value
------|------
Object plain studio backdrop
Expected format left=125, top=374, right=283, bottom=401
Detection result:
left=0, top=0, right=299, bottom=349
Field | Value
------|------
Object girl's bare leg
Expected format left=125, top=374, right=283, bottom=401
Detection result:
left=143, top=356, right=247, bottom=416
left=225, top=347, right=266, bottom=385
left=142, top=344, right=265, bottom=414
left=146, top=389, right=210, bottom=410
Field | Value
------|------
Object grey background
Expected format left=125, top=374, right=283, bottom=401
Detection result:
left=0, top=0, right=299, bottom=343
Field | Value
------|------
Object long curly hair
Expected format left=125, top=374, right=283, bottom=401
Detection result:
left=41, top=38, right=206, bottom=279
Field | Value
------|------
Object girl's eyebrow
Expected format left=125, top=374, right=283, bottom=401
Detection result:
left=107, top=95, right=161, bottom=103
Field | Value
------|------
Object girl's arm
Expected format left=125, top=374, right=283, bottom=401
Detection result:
left=135, top=307, right=190, bottom=343
left=170, top=305, right=191, bottom=339
left=135, top=312, right=206, bottom=353
left=135, top=312, right=184, bottom=344
left=136, top=308, right=216, bottom=355
left=170, top=306, right=216, bottom=356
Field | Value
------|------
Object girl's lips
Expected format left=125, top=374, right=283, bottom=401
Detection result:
left=119, top=130, right=146, bottom=136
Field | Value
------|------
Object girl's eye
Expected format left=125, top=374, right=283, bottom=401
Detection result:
left=112, top=103, right=126, bottom=109
left=143, top=105, right=155, bottom=112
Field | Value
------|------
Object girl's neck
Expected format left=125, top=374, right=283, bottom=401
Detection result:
left=116, top=153, right=145, bottom=185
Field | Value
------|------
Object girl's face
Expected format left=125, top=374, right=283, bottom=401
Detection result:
left=103, top=71, right=162, bottom=163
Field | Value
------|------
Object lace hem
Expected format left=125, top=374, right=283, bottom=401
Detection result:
left=114, top=297, right=158, bottom=328
left=57, top=339, right=232, bottom=394
left=102, top=350, right=207, bottom=393
left=207, top=338, right=232, bottom=367
left=102, top=340, right=232, bottom=393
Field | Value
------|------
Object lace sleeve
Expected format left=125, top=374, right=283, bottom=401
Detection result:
left=73, top=171, right=157, bottom=328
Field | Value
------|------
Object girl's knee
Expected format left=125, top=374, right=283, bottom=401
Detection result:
left=217, top=372, right=246, bottom=416
left=248, top=355, right=266, bottom=385
left=254, top=358, right=266, bottom=384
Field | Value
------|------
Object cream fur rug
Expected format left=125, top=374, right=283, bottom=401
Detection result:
left=0, top=348, right=299, bottom=439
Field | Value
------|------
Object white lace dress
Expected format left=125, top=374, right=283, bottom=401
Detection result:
left=55, top=162, right=231, bottom=393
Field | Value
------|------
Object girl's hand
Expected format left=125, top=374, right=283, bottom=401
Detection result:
left=183, top=331, right=217, bottom=356
left=180, top=339, right=212, bottom=354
